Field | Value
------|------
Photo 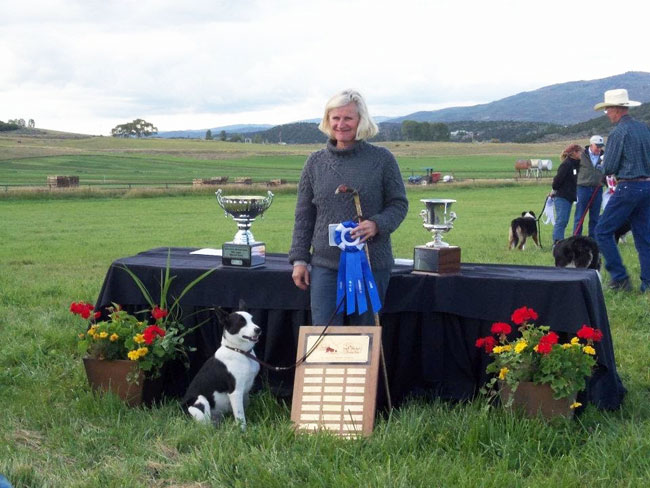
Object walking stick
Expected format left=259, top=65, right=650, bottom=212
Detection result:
left=573, top=186, right=601, bottom=236
left=335, top=184, right=393, bottom=411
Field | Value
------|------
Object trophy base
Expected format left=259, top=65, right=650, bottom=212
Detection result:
left=412, top=245, right=461, bottom=274
left=221, top=242, right=266, bottom=268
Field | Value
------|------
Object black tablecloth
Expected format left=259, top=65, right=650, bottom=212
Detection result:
left=96, top=247, right=626, bottom=410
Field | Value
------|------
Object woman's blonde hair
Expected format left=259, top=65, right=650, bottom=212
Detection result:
left=318, top=89, right=379, bottom=141
left=561, top=143, right=583, bottom=160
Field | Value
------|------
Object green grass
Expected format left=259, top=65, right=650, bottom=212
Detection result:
left=1, top=135, right=568, bottom=187
left=1, top=183, right=649, bottom=487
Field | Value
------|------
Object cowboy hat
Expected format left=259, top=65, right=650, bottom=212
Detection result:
left=594, top=89, right=642, bottom=110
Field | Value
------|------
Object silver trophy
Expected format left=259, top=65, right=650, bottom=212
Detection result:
left=420, top=198, right=457, bottom=247
left=215, top=189, right=274, bottom=267
left=413, top=198, right=460, bottom=273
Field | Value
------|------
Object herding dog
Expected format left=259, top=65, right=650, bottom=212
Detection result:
left=183, top=303, right=261, bottom=430
left=553, top=235, right=601, bottom=271
left=508, top=211, right=540, bottom=250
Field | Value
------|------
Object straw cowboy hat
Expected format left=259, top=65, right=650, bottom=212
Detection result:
left=594, top=89, right=642, bottom=110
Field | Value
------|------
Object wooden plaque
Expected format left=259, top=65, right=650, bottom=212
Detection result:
left=290, top=326, right=381, bottom=437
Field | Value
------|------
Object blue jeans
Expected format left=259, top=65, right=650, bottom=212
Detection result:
left=553, top=197, right=573, bottom=242
left=309, top=265, right=391, bottom=325
left=573, top=186, right=602, bottom=237
left=595, top=181, right=650, bottom=285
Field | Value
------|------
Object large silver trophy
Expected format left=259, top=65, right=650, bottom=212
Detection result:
left=413, top=198, right=461, bottom=274
left=215, top=189, right=274, bottom=268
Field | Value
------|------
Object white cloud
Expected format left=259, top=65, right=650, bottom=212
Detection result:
left=1, top=0, right=650, bottom=134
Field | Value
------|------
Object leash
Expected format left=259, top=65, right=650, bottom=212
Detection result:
left=536, top=195, right=550, bottom=249
left=573, top=186, right=601, bottom=236
left=222, top=296, right=344, bottom=372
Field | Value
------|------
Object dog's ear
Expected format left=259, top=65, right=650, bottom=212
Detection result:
left=238, top=299, right=247, bottom=312
left=214, top=307, right=229, bottom=323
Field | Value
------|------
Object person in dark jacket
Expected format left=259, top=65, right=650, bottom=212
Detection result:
left=551, top=143, right=582, bottom=244
left=573, top=135, right=605, bottom=237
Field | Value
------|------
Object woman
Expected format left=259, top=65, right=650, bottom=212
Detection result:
left=551, top=143, right=582, bottom=245
left=288, top=89, right=408, bottom=325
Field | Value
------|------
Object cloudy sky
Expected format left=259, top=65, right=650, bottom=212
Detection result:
left=2, top=0, right=650, bottom=135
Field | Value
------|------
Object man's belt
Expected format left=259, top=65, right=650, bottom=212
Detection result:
left=618, top=176, right=650, bottom=181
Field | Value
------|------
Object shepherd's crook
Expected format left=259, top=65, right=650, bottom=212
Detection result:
left=335, top=184, right=393, bottom=411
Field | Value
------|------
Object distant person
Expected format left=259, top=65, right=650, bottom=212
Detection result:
left=288, top=89, right=408, bottom=324
left=573, top=135, right=605, bottom=237
left=551, top=143, right=582, bottom=246
left=593, top=89, right=650, bottom=292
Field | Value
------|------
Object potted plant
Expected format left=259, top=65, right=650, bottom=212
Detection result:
left=475, top=306, right=603, bottom=419
left=71, top=253, right=215, bottom=406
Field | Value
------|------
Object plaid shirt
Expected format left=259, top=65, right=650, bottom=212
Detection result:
left=603, top=114, right=650, bottom=179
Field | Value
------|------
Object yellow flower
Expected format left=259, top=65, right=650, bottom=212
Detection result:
left=583, top=345, right=596, bottom=356
left=109, top=333, right=119, bottom=342
left=127, top=350, right=140, bottom=361
left=570, top=337, right=580, bottom=345
left=134, top=334, right=145, bottom=344
left=514, top=340, right=528, bottom=354
left=570, top=402, right=582, bottom=409
left=498, top=367, right=509, bottom=380
left=99, top=331, right=108, bottom=339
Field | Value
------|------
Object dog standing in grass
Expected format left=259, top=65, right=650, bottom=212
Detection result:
left=508, top=211, right=540, bottom=250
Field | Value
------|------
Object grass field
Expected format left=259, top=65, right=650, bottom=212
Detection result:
left=1, top=137, right=649, bottom=487
left=0, top=134, right=569, bottom=186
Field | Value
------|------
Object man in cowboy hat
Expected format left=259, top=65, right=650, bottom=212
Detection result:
left=593, top=89, right=650, bottom=292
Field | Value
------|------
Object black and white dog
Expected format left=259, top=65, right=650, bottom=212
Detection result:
left=508, top=211, right=540, bottom=250
left=183, top=304, right=261, bottom=430
left=553, top=235, right=601, bottom=271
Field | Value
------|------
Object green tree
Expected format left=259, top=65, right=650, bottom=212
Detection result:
left=111, top=119, right=158, bottom=138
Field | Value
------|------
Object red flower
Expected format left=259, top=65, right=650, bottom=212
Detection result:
left=537, top=341, right=553, bottom=355
left=475, top=336, right=497, bottom=354
left=510, top=306, right=538, bottom=325
left=539, top=331, right=559, bottom=345
left=70, top=301, right=94, bottom=319
left=592, top=329, right=603, bottom=342
left=143, top=325, right=166, bottom=345
left=491, top=322, right=512, bottom=335
left=151, top=306, right=168, bottom=320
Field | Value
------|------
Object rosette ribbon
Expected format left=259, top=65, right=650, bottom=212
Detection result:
left=334, top=221, right=382, bottom=316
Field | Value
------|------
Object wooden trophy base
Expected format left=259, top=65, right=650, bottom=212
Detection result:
left=412, top=245, right=461, bottom=274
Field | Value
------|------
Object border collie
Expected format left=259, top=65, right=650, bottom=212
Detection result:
left=508, top=211, right=539, bottom=250
left=183, top=304, right=261, bottom=430
left=553, top=235, right=601, bottom=271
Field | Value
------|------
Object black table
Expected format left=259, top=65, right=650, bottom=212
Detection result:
left=96, top=247, right=626, bottom=410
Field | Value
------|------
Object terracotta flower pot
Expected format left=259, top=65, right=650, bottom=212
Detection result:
left=500, top=381, right=575, bottom=420
left=83, top=357, right=146, bottom=407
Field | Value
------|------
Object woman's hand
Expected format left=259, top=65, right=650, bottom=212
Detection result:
left=350, top=219, right=378, bottom=243
left=292, top=264, right=310, bottom=290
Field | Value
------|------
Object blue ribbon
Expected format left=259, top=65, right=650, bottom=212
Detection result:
left=334, top=221, right=382, bottom=316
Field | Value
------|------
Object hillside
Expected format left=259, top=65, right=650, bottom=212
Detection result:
left=388, top=71, right=650, bottom=125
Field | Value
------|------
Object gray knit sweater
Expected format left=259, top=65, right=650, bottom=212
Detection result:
left=288, top=140, right=408, bottom=271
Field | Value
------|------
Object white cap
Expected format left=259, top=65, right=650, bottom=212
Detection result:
left=590, top=135, right=604, bottom=146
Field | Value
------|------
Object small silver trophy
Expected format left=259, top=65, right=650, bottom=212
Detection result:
left=413, top=198, right=461, bottom=273
left=215, top=189, right=274, bottom=268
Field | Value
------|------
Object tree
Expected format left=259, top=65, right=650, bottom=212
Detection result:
left=205, top=129, right=213, bottom=140
left=111, top=118, right=158, bottom=138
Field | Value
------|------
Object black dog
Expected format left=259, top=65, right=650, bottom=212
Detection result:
left=509, top=211, right=539, bottom=250
left=553, top=235, right=601, bottom=270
